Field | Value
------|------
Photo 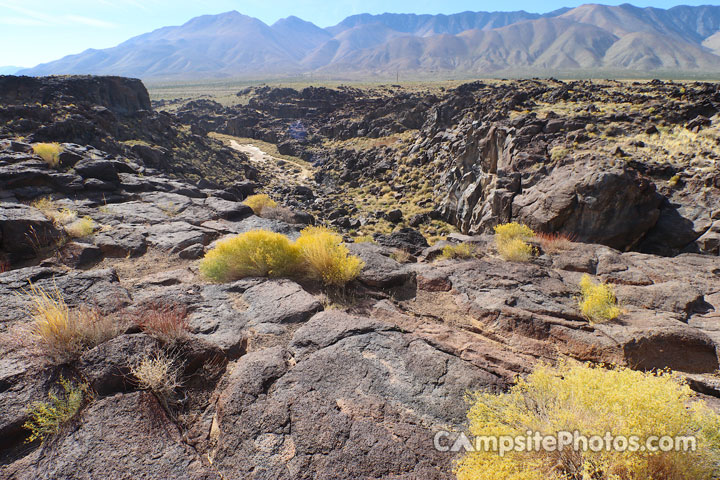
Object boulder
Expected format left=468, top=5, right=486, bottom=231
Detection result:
left=513, top=162, right=662, bottom=250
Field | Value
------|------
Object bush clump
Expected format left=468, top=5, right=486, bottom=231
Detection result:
left=441, top=242, right=478, bottom=260
left=24, top=377, right=89, bottom=443
left=200, top=227, right=364, bottom=287
left=578, top=274, right=621, bottom=323
left=64, top=216, right=96, bottom=238
left=23, top=283, right=121, bottom=362
left=33, top=143, right=63, bottom=168
left=131, top=302, right=189, bottom=345
left=243, top=194, right=278, bottom=215
left=494, top=222, right=535, bottom=262
left=456, top=362, right=720, bottom=480
left=199, top=230, right=302, bottom=282
left=296, top=226, right=365, bottom=287
left=131, top=352, right=182, bottom=409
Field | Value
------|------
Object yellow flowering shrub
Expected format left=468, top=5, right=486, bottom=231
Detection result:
left=579, top=274, right=621, bottom=323
left=33, top=142, right=63, bottom=168
left=295, top=226, right=364, bottom=287
left=456, top=362, right=720, bottom=480
left=494, top=222, right=535, bottom=262
left=243, top=194, right=278, bottom=215
left=199, top=230, right=302, bottom=282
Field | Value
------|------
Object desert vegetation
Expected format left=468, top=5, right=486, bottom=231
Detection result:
left=494, top=222, right=535, bottom=262
left=441, top=242, right=479, bottom=260
left=23, top=284, right=122, bottom=362
left=32, top=142, right=63, bottom=168
left=200, top=227, right=364, bottom=287
left=130, top=302, right=190, bottom=344
left=456, top=362, right=720, bottom=480
left=242, top=193, right=278, bottom=215
left=578, top=274, right=621, bottom=323
left=24, top=377, right=89, bottom=443
left=130, top=352, right=182, bottom=409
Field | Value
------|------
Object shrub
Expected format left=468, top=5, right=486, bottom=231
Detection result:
left=455, top=362, right=720, bottom=480
left=131, top=352, right=182, bottom=408
left=353, top=235, right=375, bottom=244
left=578, top=274, right=621, bottom=323
left=33, top=143, right=63, bottom=168
left=390, top=249, right=413, bottom=263
left=441, top=243, right=478, bottom=260
left=199, top=230, right=302, bottom=282
left=31, top=197, right=77, bottom=226
left=132, top=302, right=189, bottom=344
left=243, top=194, right=278, bottom=215
left=24, top=377, right=89, bottom=443
left=494, top=222, right=534, bottom=242
left=64, top=216, right=96, bottom=238
left=295, top=226, right=364, bottom=287
left=260, top=205, right=298, bottom=223
left=494, top=222, right=535, bottom=262
left=535, top=232, right=574, bottom=254
left=24, top=283, right=121, bottom=362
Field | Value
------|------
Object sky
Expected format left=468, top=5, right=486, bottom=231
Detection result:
left=0, top=0, right=717, bottom=68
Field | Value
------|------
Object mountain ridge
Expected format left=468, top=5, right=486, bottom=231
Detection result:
left=18, top=4, right=720, bottom=79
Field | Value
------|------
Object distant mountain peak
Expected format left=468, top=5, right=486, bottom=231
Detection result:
left=18, top=4, right=720, bottom=80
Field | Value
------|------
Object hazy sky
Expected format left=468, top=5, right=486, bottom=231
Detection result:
left=0, top=0, right=716, bottom=67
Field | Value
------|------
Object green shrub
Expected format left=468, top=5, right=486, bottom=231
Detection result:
left=243, top=194, right=278, bottom=215
left=33, top=143, right=63, bottom=168
left=441, top=243, right=478, bottom=259
left=579, top=274, right=621, bottom=323
left=199, top=230, right=302, bottom=282
left=295, top=226, right=364, bottom=287
left=456, top=361, right=720, bottom=480
left=24, top=377, right=88, bottom=443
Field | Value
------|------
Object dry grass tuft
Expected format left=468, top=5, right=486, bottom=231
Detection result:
left=132, top=302, right=190, bottom=344
left=22, top=283, right=122, bottom=362
left=64, top=216, right=96, bottom=238
left=441, top=242, right=479, bottom=260
left=131, top=351, right=182, bottom=408
left=535, top=232, right=575, bottom=254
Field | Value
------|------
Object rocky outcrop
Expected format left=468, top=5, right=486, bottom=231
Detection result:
left=0, top=75, right=151, bottom=115
left=2, top=76, right=720, bottom=480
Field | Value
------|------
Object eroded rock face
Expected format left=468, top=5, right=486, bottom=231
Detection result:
left=1, top=392, right=221, bottom=480
left=0, top=76, right=151, bottom=115
left=210, top=313, right=504, bottom=480
left=513, top=162, right=662, bottom=250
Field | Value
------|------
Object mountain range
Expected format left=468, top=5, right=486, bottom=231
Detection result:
left=18, top=3, right=720, bottom=79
